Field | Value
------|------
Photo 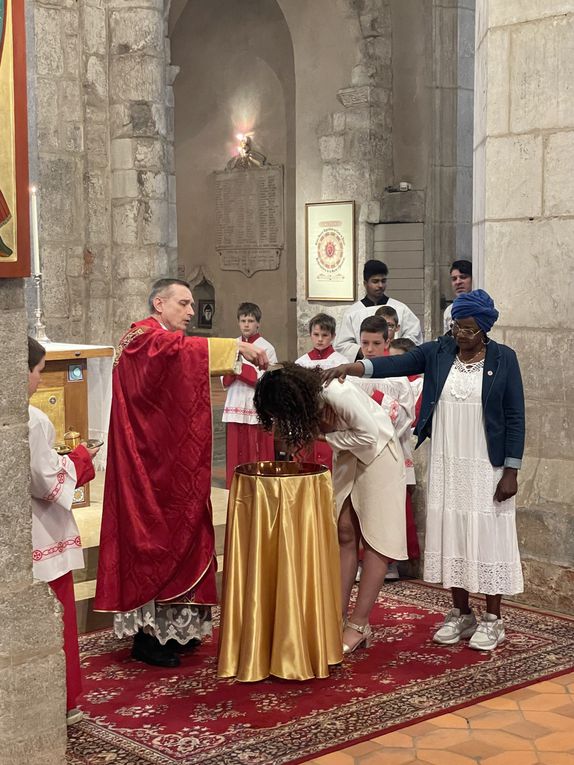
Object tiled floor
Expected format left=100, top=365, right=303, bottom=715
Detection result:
left=74, top=396, right=574, bottom=764
left=303, top=673, right=574, bottom=765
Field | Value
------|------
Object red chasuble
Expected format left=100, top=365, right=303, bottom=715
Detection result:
left=94, top=317, right=217, bottom=612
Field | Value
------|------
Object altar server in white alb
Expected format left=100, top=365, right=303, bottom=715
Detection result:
left=335, top=259, right=423, bottom=362
left=222, top=302, right=278, bottom=487
left=27, top=337, right=100, bottom=726
left=295, top=313, right=349, bottom=371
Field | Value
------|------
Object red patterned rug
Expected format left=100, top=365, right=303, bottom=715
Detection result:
left=66, top=582, right=574, bottom=765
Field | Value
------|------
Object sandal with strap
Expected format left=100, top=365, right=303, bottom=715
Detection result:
left=343, top=621, right=373, bottom=654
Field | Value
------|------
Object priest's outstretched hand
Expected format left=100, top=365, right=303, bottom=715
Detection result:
left=321, top=362, right=365, bottom=386
left=238, top=341, right=269, bottom=370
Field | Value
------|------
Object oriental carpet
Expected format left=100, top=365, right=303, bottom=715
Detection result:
left=66, top=582, right=574, bottom=765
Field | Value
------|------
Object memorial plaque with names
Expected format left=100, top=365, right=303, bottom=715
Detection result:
left=215, top=165, right=284, bottom=277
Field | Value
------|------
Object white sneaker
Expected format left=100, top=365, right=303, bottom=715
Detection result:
left=66, top=708, right=84, bottom=726
left=468, top=613, right=505, bottom=651
left=385, top=562, right=400, bottom=581
left=432, top=608, right=477, bottom=645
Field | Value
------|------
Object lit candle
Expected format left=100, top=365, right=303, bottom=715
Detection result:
left=30, top=186, right=41, bottom=275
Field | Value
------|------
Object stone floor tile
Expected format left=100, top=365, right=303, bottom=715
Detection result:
left=479, top=697, right=520, bottom=710
left=343, top=741, right=382, bottom=757
left=535, top=731, right=574, bottom=752
left=446, top=740, right=500, bottom=760
left=403, top=722, right=443, bottom=736
left=505, top=688, right=540, bottom=701
left=415, top=749, right=478, bottom=765
left=371, top=731, right=413, bottom=748
left=505, top=720, right=551, bottom=739
left=469, top=730, right=535, bottom=750
left=531, top=681, right=569, bottom=694
left=547, top=673, right=574, bottom=687
left=523, top=710, right=574, bottom=730
left=480, top=752, right=539, bottom=765
left=468, top=710, right=523, bottom=729
left=552, top=703, right=574, bottom=718
left=311, top=753, right=356, bottom=764
left=519, top=694, right=570, bottom=711
left=538, top=754, right=574, bottom=765
left=412, top=729, right=470, bottom=750
left=358, top=750, right=416, bottom=765
left=452, top=705, right=490, bottom=720
left=427, top=713, right=469, bottom=729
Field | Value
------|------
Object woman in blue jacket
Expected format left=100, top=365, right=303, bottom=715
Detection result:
left=323, top=290, right=525, bottom=652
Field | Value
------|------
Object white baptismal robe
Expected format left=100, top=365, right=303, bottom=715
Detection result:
left=322, top=379, right=407, bottom=560
left=353, top=376, right=417, bottom=484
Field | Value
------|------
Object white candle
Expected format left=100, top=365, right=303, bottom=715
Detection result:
left=30, top=186, right=41, bottom=275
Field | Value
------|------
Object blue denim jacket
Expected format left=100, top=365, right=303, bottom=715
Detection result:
left=363, top=336, right=525, bottom=468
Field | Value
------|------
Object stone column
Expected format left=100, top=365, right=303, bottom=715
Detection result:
left=0, top=283, right=66, bottom=763
left=108, top=0, right=171, bottom=340
left=426, top=0, right=475, bottom=336
left=81, top=0, right=113, bottom=344
left=34, top=0, right=87, bottom=341
left=302, top=0, right=392, bottom=334
left=474, top=0, right=574, bottom=611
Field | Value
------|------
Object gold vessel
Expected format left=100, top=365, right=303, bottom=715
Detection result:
left=64, top=429, right=81, bottom=449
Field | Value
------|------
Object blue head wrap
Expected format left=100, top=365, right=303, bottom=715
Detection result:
left=451, top=289, right=499, bottom=334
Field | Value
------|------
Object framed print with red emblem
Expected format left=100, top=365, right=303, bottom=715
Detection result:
left=305, top=200, right=355, bottom=301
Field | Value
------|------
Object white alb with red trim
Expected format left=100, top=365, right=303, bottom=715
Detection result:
left=222, top=336, right=277, bottom=424
left=29, top=405, right=84, bottom=582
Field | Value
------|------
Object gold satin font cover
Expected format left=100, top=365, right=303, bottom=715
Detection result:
left=217, top=461, right=343, bottom=682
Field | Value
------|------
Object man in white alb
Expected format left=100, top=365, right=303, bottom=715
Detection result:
left=334, top=259, right=423, bottom=362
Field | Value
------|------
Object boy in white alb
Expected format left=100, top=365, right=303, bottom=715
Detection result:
left=222, top=302, right=278, bottom=487
left=28, top=336, right=99, bottom=726
left=295, top=313, right=348, bottom=371
left=295, top=313, right=348, bottom=470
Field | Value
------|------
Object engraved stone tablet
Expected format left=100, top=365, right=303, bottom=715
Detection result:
left=215, top=165, right=284, bottom=277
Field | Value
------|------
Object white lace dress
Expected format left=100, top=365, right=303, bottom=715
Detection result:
left=424, top=357, right=524, bottom=595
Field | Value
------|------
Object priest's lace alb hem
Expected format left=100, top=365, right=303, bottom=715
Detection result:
left=113, top=602, right=212, bottom=645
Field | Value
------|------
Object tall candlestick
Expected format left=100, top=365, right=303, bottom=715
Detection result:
left=30, top=186, right=41, bottom=275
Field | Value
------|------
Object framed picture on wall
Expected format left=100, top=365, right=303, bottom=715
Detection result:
left=0, top=0, right=31, bottom=277
left=197, top=300, right=214, bottom=330
left=305, top=200, right=355, bottom=302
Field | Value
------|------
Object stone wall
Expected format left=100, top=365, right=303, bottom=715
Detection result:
left=0, top=282, right=66, bottom=763
left=426, top=0, right=475, bottom=336
left=171, top=0, right=296, bottom=360
left=298, top=0, right=392, bottom=350
left=474, top=0, right=574, bottom=613
left=31, top=0, right=175, bottom=345
left=298, top=0, right=476, bottom=346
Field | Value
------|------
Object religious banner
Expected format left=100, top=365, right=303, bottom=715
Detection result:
left=214, top=165, right=284, bottom=278
left=0, top=0, right=30, bottom=277
left=306, top=200, right=355, bottom=301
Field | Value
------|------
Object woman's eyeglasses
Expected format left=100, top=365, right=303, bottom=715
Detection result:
left=450, top=321, right=482, bottom=338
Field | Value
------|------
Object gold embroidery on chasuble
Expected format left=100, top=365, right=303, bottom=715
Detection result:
left=113, top=326, right=150, bottom=368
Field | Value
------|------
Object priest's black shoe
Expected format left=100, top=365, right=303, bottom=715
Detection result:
left=131, top=631, right=180, bottom=668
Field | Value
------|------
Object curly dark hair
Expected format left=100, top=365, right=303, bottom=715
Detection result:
left=254, top=363, right=324, bottom=451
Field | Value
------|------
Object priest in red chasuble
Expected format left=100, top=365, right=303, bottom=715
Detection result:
left=94, top=279, right=269, bottom=667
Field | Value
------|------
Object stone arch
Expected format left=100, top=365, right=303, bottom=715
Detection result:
left=169, top=0, right=297, bottom=359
